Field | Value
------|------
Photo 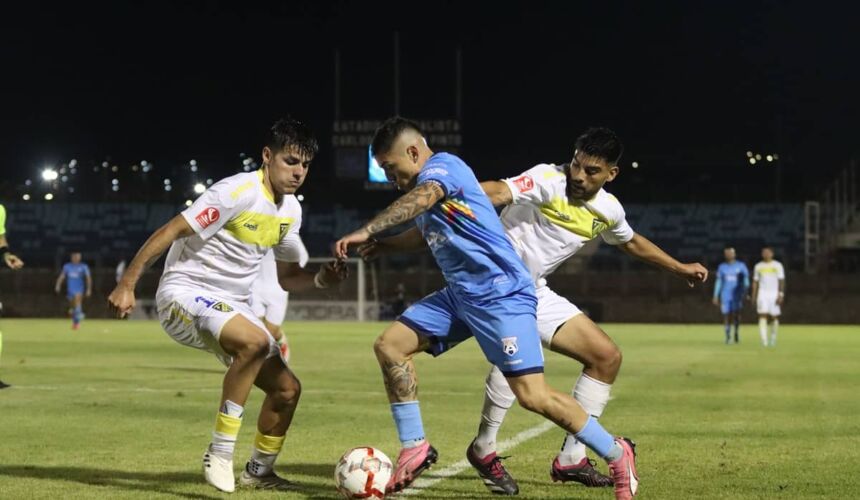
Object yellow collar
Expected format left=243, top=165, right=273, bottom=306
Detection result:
left=257, top=169, right=276, bottom=204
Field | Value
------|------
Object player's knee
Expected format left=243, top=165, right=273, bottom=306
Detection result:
left=509, top=382, right=549, bottom=414
left=373, top=334, right=403, bottom=362
left=276, top=375, right=302, bottom=406
left=238, top=332, right=270, bottom=360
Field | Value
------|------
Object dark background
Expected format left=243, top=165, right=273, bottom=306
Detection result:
left=1, top=1, right=857, bottom=206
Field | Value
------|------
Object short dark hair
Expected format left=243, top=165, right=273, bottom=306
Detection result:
left=575, top=127, right=624, bottom=165
left=266, top=117, right=319, bottom=159
left=371, top=116, right=424, bottom=157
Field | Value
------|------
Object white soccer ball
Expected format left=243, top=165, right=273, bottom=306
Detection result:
left=334, top=447, right=393, bottom=499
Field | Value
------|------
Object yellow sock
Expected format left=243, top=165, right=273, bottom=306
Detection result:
left=247, top=430, right=286, bottom=476
left=211, top=410, right=242, bottom=457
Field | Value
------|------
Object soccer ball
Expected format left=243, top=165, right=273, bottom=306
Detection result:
left=334, top=447, right=393, bottom=499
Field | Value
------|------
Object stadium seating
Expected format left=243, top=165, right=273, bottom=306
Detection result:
left=4, top=202, right=804, bottom=269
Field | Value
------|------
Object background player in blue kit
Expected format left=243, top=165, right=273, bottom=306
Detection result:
left=335, top=118, right=639, bottom=500
left=712, top=246, right=749, bottom=344
left=55, top=252, right=92, bottom=330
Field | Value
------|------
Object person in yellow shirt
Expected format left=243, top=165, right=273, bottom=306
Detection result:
left=0, top=203, right=25, bottom=389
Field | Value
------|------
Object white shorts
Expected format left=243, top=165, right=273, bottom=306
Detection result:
left=756, top=292, right=782, bottom=317
left=250, top=287, right=288, bottom=326
left=535, top=283, right=582, bottom=346
left=156, top=285, right=278, bottom=366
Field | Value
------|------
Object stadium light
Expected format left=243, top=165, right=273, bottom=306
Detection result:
left=631, top=161, right=639, bottom=169
left=746, top=151, right=753, bottom=158
left=766, top=155, right=773, bottom=162
left=297, top=194, right=305, bottom=202
left=112, top=186, right=119, bottom=192
left=193, top=183, right=206, bottom=194
left=164, top=185, right=172, bottom=192
left=44, top=193, right=54, bottom=200
left=69, top=159, right=77, bottom=167
left=749, top=158, right=757, bottom=165
left=185, top=200, right=193, bottom=207
left=22, top=194, right=30, bottom=201
left=773, top=153, right=779, bottom=160
left=755, top=154, right=762, bottom=160
left=42, top=168, right=58, bottom=181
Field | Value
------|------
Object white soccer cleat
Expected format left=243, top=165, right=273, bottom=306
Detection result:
left=203, top=449, right=235, bottom=493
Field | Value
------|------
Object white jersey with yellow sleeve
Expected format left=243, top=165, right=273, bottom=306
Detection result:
left=155, top=169, right=306, bottom=365
left=754, top=259, right=785, bottom=316
left=499, top=163, right=634, bottom=344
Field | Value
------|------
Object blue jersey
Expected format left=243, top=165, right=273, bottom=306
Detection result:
left=715, top=261, right=749, bottom=298
left=414, top=153, right=533, bottom=299
left=63, top=262, right=90, bottom=294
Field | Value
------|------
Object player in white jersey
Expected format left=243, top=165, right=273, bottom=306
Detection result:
left=251, top=246, right=308, bottom=363
left=751, top=246, right=785, bottom=347
left=108, top=118, right=347, bottom=493
left=360, top=128, right=707, bottom=495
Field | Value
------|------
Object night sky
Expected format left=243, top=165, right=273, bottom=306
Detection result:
left=2, top=1, right=857, bottom=205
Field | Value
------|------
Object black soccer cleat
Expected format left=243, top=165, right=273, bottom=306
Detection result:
left=0, top=380, right=10, bottom=390
left=467, top=440, right=519, bottom=495
left=550, top=456, right=614, bottom=487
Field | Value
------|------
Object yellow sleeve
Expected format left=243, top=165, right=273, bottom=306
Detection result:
left=0, top=204, right=7, bottom=236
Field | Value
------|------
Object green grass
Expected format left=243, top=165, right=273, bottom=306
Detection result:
left=0, top=320, right=858, bottom=499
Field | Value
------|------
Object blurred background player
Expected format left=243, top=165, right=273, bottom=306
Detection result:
left=336, top=118, right=639, bottom=499
left=712, top=247, right=749, bottom=344
left=0, top=203, right=25, bottom=389
left=752, top=247, right=785, bottom=347
left=251, top=246, right=309, bottom=363
left=54, top=251, right=92, bottom=330
left=108, top=118, right=347, bottom=493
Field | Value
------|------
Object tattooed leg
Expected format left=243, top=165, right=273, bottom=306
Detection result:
left=374, top=321, right=430, bottom=403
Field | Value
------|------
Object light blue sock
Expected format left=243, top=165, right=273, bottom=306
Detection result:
left=574, top=416, right=621, bottom=461
left=391, top=401, right=425, bottom=448
left=73, top=305, right=83, bottom=324
left=724, top=324, right=731, bottom=341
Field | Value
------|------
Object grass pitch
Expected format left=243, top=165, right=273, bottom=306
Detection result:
left=0, top=319, right=858, bottom=499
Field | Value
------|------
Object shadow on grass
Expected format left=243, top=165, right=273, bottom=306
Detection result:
left=0, top=464, right=339, bottom=499
left=135, top=365, right=225, bottom=375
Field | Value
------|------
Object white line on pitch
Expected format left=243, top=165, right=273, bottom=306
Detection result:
left=402, top=420, right=556, bottom=495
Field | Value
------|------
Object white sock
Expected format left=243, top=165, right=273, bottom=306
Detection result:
left=770, top=319, right=779, bottom=346
left=558, top=373, right=612, bottom=466
left=473, top=366, right=515, bottom=458
left=210, top=400, right=244, bottom=458
left=758, top=318, right=768, bottom=346
left=247, top=449, right=278, bottom=477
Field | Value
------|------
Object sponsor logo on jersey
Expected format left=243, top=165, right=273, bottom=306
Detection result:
left=501, top=336, right=519, bottom=356
left=421, top=167, right=449, bottom=177
left=243, top=222, right=258, bottom=231
left=194, top=296, right=215, bottom=307
left=512, top=175, right=534, bottom=193
left=592, top=219, right=608, bottom=236
left=195, top=207, right=220, bottom=229
left=212, top=302, right=234, bottom=312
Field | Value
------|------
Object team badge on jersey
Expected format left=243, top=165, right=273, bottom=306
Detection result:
left=279, top=223, right=291, bottom=239
left=195, top=207, right=220, bottom=229
left=501, top=336, right=519, bottom=356
left=591, top=218, right=608, bottom=237
left=212, top=302, right=234, bottom=312
left=512, top=175, right=534, bottom=193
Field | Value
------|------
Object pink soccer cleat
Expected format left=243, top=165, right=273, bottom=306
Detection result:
left=385, top=441, right=438, bottom=494
left=607, top=437, right=638, bottom=499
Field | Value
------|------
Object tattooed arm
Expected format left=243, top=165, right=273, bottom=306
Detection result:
left=334, top=181, right=445, bottom=259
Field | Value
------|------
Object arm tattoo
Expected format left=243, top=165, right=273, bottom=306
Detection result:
left=381, top=360, right=418, bottom=402
left=364, top=182, right=444, bottom=235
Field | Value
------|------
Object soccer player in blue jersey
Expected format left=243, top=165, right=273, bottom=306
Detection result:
left=335, top=118, right=639, bottom=499
left=712, top=247, right=750, bottom=344
left=55, top=252, right=92, bottom=330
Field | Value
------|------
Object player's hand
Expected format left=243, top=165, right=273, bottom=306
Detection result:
left=318, top=259, right=349, bottom=287
left=108, top=286, right=136, bottom=318
left=3, top=253, right=24, bottom=270
left=711, top=296, right=720, bottom=307
left=356, top=238, right=384, bottom=262
left=334, top=228, right=371, bottom=260
left=276, top=335, right=291, bottom=365
left=677, top=262, right=708, bottom=287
